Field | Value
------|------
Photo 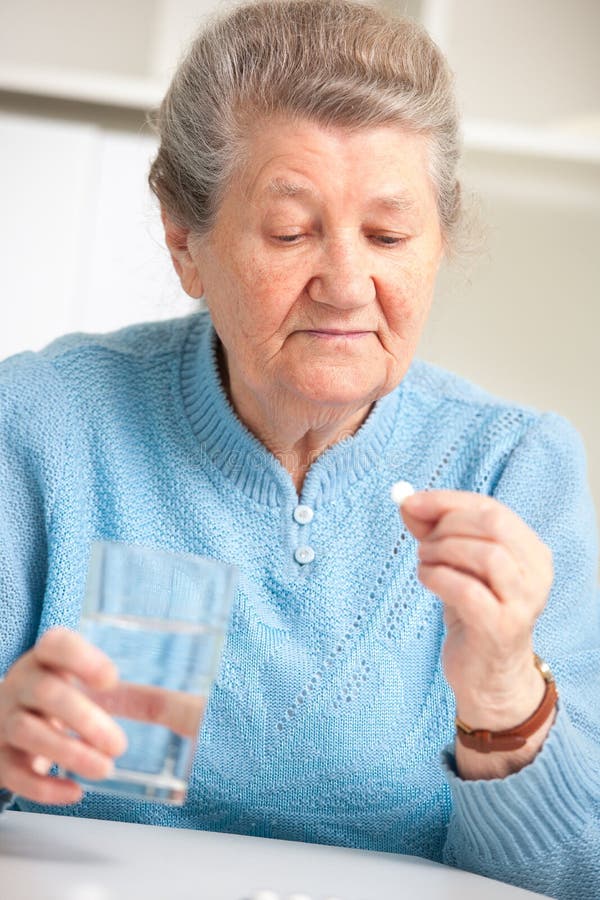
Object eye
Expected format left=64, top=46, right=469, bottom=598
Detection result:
left=274, top=234, right=303, bottom=243
left=370, top=234, right=408, bottom=246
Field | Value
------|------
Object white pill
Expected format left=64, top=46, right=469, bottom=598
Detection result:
left=31, top=755, right=52, bottom=775
left=390, top=480, right=415, bottom=507
left=250, top=892, right=280, bottom=900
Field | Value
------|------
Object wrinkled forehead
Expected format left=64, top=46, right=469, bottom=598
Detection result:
left=264, top=176, right=421, bottom=214
left=229, top=119, right=438, bottom=216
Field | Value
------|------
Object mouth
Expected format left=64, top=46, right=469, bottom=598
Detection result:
left=304, top=329, right=372, bottom=339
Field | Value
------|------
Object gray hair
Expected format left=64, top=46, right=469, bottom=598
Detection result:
left=147, top=0, right=481, bottom=263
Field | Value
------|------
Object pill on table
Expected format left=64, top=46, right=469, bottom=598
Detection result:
left=250, top=892, right=280, bottom=900
left=390, top=480, right=415, bottom=507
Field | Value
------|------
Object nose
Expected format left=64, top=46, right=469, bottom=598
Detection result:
left=307, top=234, right=376, bottom=310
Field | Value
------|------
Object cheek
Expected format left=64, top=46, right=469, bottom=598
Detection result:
left=231, top=253, right=307, bottom=329
left=381, top=257, right=435, bottom=324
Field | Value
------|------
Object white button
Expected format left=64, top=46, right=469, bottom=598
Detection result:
left=294, top=546, right=315, bottom=565
left=293, top=504, right=314, bottom=524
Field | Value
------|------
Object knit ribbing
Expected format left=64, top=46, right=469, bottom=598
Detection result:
left=179, top=311, right=402, bottom=507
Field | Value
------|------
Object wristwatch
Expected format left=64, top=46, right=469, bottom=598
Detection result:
left=455, top=654, right=558, bottom=753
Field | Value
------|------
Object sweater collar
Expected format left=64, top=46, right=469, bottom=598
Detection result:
left=180, top=311, right=403, bottom=508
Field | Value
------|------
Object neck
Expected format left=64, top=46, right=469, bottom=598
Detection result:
left=217, top=342, right=373, bottom=494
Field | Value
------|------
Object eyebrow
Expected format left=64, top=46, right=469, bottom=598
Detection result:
left=263, top=177, right=419, bottom=215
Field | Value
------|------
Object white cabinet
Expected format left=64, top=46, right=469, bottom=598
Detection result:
left=0, top=108, right=196, bottom=360
left=0, top=0, right=214, bottom=108
left=0, top=114, right=99, bottom=352
left=396, top=0, right=600, bottom=162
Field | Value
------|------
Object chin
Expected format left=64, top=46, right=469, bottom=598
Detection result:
left=289, top=370, right=384, bottom=408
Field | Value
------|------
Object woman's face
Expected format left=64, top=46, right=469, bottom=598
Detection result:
left=180, top=118, right=444, bottom=410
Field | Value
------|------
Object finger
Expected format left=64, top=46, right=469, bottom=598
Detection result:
left=403, top=489, right=494, bottom=522
left=88, top=684, right=206, bottom=739
left=34, top=627, right=119, bottom=691
left=0, top=746, right=83, bottom=806
left=419, top=507, right=551, bottom=588
left=402, top=492, right=538, bottom=565
left=418, top=536, right=523, bottom=605
left=417, top=561, right=498, bottom=626
left=4, top=709, right=116, bottom=781
left=18, top=671, right=127, bottom=757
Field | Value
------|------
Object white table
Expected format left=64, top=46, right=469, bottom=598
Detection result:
left=0, top=810, right=547, bottom=900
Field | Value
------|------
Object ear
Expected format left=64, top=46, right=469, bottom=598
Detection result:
left=161, top=207, right=204, bottom=298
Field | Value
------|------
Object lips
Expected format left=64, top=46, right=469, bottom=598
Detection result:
left=304, top=329, right=372, bottom=337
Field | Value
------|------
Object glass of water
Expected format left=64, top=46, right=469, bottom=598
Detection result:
left=62, top=541, right=238, bottom=805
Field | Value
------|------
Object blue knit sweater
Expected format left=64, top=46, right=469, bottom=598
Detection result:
left=1, top=310, right=599, bottom=899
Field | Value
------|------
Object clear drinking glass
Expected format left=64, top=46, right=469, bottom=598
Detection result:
left=61, top=541, right=238, bottom=805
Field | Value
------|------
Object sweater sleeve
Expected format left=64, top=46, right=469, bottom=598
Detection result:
left=0, top=350, right=69, bottom=676
left=440, top=411, right=600, bottom=900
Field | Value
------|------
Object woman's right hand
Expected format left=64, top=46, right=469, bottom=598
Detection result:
left=0, top=627, right=128, bottom=805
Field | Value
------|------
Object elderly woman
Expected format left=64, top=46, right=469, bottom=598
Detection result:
left=0, top=0, right=599, bottom=896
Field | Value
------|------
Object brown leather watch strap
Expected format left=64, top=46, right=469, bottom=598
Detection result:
left=455, top=654, right=558, bottom=753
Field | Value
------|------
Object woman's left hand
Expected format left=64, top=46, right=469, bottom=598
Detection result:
left=400, top=490, right=554, bottom=733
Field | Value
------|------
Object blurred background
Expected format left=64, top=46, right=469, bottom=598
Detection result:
left=0, top=0, right=599, bottom=523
